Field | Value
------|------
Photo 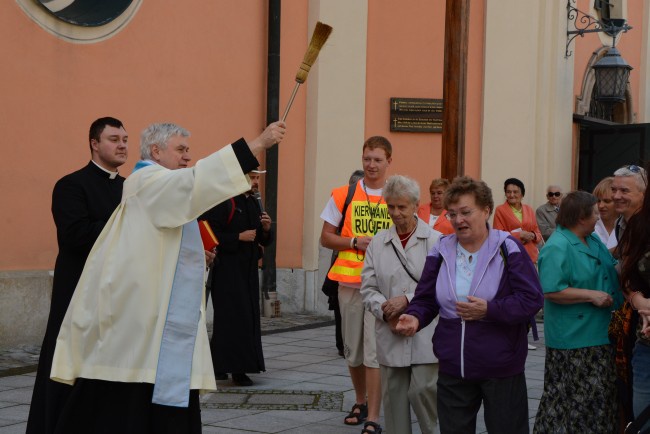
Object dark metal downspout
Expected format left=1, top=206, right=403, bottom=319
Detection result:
left=262, top=0, right=280, bottom=298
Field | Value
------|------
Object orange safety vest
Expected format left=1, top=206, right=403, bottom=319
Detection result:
left=327, top=182, right=392, bottom=284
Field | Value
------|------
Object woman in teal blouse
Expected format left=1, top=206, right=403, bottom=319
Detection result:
left=533, top=191, right=622, bottom=434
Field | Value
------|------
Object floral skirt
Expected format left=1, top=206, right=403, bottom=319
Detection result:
left=533, top=345, right=618, bottom=434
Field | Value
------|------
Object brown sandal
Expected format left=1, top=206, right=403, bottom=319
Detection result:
left=343, top=402, right=368, bottom=425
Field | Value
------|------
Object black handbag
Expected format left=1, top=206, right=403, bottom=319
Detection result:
left=321, top=273, right=339, bottom=297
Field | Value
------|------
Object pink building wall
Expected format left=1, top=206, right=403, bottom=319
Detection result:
left=0, top=2, right=312, bottom=270
left=364, top=0, right=485, bottom=200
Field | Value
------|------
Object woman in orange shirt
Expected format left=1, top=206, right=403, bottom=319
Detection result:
left=417, top=178, right=454, bottom=235
left=493, top=178, right=542, bottom=263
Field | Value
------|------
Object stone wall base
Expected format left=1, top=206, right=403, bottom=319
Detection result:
left=0, top=270, right=52, bottom=348
left=0, top=268, right=330, bottom=349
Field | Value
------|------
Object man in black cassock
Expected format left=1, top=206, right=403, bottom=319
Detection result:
left=202, top=169, right=273, bottom=386
left=26, top=117, right=128, bottom=434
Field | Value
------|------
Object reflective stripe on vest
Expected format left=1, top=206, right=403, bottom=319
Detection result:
left=327, top=183, right=392, bottom=283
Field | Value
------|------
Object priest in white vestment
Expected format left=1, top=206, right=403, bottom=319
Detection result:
left=49, top=121, right=285, bottom=433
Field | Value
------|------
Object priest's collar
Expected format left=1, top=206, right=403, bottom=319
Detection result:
left=91, top=160, right=120, bottom=179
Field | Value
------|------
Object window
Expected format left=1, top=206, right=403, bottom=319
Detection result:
left=593, top=0, right=626, bottom=37
left=37, top=0, right=134, bottom=27
left=17, top=0, right=141, bottom=43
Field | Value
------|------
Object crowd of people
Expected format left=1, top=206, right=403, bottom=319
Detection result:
left=25, top=115, right=650, bottom=433
left=321, top=136, right=650, bottom=433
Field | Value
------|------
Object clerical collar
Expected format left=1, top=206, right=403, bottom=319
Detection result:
left=91, top=160, right=119, bottom=179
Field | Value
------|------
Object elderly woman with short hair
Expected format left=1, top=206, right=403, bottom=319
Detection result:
left=361, top=175, right=441, bottom=434
left=533, top=191, right=621, bottom=433
left=396, top=176, right=543, bottom=433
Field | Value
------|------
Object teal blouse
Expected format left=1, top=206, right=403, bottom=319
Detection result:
left=538, top=225, right=622, bottom=349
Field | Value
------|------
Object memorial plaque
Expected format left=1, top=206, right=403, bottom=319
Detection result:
left=390, top=97, right=443, bottom=133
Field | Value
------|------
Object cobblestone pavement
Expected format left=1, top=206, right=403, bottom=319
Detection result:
left=0, top=313, right=334, bottom=378
left=0, top=314, right=545, bottom=433
left=0, top=346, right=40, bottom=378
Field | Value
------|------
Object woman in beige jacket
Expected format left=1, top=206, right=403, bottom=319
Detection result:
left=361, top=175, right=441, bottom=434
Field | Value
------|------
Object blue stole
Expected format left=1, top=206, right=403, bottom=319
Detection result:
left=133, top=159, right=156, bottom=172
left=134, top=160, right=204, bottom=407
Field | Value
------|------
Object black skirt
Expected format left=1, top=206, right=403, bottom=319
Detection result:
left=54, top=379, right=201, bottom=434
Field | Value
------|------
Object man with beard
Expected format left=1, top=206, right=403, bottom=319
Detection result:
left=202, top=169, right=273, bottom=386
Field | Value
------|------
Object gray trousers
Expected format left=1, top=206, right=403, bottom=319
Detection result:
left=437, top=371, right=529, bottom=434
left=380, top=363, right=439, bottom=434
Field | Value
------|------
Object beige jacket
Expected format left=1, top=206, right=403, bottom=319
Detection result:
left=361, top=218, right=440, bottom=367
left=51, top=145, right=250, bottom=391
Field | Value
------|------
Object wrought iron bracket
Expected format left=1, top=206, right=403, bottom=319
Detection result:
left=566, top=0, right=632, bottom=57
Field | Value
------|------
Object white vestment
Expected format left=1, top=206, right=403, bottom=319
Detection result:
left=51, top=145, right=251, bottom=393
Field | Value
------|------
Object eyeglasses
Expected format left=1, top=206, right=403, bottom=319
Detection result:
left=547, top=192, right=562, bottom=197
left=446, top=208, right=476, bottom=220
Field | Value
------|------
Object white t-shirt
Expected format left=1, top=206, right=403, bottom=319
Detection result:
left=320, top=180, right=383, bottom=289
left=320, top=180, right=383, bottom=227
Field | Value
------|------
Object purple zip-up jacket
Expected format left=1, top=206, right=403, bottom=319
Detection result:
left=404, top=228, right=543, bottom=380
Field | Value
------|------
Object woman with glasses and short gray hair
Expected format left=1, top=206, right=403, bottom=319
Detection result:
left=396, top=176, right=543, bottom=433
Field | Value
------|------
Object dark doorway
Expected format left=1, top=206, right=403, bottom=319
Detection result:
left=577, top=116, right=650, bottom=192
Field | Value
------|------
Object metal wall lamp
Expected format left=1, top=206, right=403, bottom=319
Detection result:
left=591, top=46, right=632, bottom=103
left=566, top=0, right=632, bottom=104
left=565, top=0, right=632, bottom=58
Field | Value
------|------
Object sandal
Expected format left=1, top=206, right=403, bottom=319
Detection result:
left=343, top=402, right=368, bottom=425
left=362, top=421, right=383, bottom=433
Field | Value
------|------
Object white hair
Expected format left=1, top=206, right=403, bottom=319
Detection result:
left=140, top=123, right=190, bottom=160
left=384, top=175, right=420, bottom=205
left=614, top=165, right=647, bottom=193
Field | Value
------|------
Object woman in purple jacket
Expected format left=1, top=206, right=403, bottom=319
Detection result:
left=396, top=176, right=543, bottom=434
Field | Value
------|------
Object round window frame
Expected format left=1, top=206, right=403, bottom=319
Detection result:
left=16, top=0, right=142, bottom=44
